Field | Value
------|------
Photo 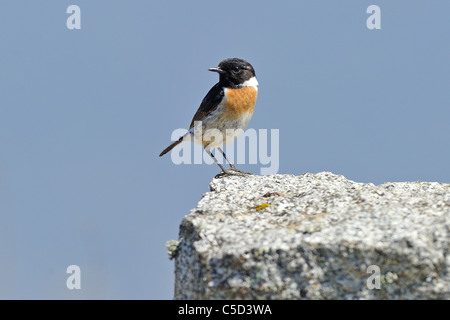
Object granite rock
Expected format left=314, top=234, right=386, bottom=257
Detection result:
left=170, top=172, right=450, bottom=299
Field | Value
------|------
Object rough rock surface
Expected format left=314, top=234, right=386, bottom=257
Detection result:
left=170, top=172, right=450, bottom=299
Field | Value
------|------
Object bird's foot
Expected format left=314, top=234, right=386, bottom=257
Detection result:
left=215, top=167, right=253, bottom=178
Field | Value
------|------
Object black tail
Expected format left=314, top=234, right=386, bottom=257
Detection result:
left=159, top=137, right=183, bottom=157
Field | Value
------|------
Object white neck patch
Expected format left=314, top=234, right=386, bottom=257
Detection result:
left=241, top=76, right=258, bottom=88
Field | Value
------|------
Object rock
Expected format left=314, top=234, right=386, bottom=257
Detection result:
left=170, top=172, right=450, bottom=299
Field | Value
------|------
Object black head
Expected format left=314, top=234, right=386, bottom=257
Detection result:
left=209, top=58, right=257, bottom=88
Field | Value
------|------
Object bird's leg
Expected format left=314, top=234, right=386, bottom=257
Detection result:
left=204, top=148, right=228, bottom=173
left=217, top=147, right=236, bottom=169
left=205, top=148, right=251, bottom=177
left=217, top=147, right=252, bottom=175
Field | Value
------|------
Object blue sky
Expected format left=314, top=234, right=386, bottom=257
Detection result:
left=0, top=1, right=449, bottom=299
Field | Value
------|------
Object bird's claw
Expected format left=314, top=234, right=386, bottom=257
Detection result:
left=215, top=167, right=253, bottom=178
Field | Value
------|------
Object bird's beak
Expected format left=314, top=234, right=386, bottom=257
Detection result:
left=208, top=67, right=224, bottom=74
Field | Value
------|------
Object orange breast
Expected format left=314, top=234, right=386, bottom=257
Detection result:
left=223, top=86, right=258, bottom=119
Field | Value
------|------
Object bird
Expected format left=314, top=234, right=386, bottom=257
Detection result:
left=159, top=58, right=258, bottom=175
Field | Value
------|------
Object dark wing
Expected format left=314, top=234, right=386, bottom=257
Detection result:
left=189, top=83, right=224, bottom=129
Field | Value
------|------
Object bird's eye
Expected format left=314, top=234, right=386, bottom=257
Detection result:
left=232, top=66, right=240, bottom=73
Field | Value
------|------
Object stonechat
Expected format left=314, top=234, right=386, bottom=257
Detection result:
left=159, top=58, right=258, bottom=175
